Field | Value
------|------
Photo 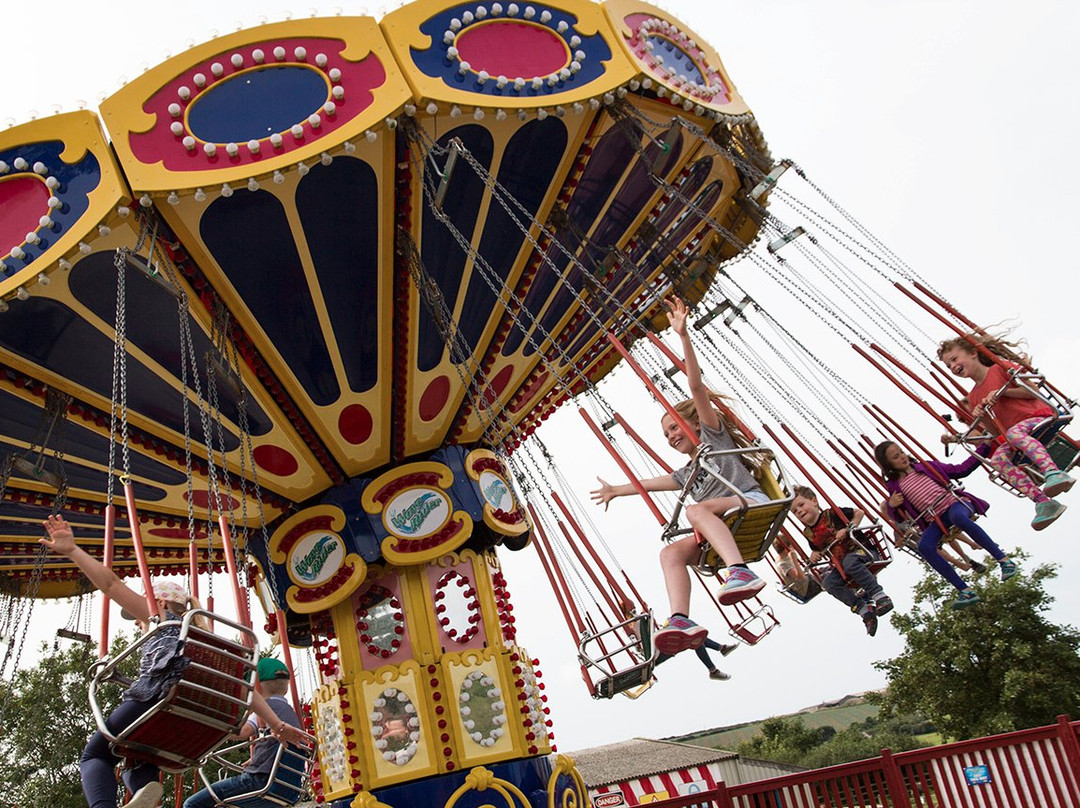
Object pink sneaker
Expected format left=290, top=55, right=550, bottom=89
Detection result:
left=653, top=615, right=708, bottom=655
left=718, top=568, right=766, bottom=605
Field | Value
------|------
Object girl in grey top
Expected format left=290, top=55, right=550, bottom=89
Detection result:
left=591, top=298, right=770, bottom=657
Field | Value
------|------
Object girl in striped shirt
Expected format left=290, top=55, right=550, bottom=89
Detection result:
left=875, top=441, right=1017, bottom=610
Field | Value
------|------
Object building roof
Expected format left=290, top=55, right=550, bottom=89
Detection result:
left=567, top=738, right=739, bottom=787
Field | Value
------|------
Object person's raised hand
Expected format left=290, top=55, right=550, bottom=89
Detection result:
left=665, top=297, right=689, bottom=337
left=40, top=514, right=76, bottom=557
left=590, top=477, right=616, bottom=510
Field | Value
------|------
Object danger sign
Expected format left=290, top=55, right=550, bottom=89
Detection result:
left=593, top=794, right=625, bottom=808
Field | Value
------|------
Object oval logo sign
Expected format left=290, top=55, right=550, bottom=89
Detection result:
left=289, top=531, right=344, bottom=586
left=593, top=794, right=625, bottom=808
left=478, top=471, right=512, bottom=511
left=383, top=487, right=450, bottom=539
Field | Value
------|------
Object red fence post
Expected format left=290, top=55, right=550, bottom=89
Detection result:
left=1055, top=715, right=1080, bottom=800
left=713, top=780, right=735, bottom=808
left=880, top=748, right=909, bottom=807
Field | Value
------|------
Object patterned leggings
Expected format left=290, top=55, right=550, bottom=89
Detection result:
left=989, top=416, right=1058, bottom=502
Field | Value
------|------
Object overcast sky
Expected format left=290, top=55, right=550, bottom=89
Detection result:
left=3, top=0, right=1079, bottom=756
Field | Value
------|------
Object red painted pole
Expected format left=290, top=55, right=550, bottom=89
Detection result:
left=549, top=491, right=631, bottom=617
left=122, top=480, right=160, bottom=622
left=527, top=504, right=586, bottom=635
left=851, top=345, right=955, bottom=430
left=868, top=343, right=961, bottom=413
left=99, top=504, right=115, bottom=657
left=579, top=408, right=668, bottom=526
left=613, top=412, right=674, bottom=473
left=217, top=515, right=252, bottom=635
left=276, top=608, right=302, bottom=712
left=604, top=332, right=699, bottom=448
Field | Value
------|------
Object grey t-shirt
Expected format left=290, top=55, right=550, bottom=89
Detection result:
left=247, top=695, right=303, bottom=775
left=670, top=422, right=763, bottom=502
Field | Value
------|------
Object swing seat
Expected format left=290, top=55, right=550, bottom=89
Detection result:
left=578, top=612, right=656, bottom=700
left=778, top=578, right=823, bottom=604
left=847, top=525, right=892, bottom=574
left=198, top=729, right=317, bottom=807
left=89, top=610, right=258, bottom=772
left=663, top=446, right=793, bottom=574
left=727, top=602, right=778, bottom=646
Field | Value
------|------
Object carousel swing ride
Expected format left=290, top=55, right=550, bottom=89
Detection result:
left=1, top=0, right=1076, bottom=806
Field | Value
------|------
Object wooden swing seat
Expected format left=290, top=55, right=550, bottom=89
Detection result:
left=89, top=610, right=257, bottom=772
left=684, top=458, right=793, bottom=574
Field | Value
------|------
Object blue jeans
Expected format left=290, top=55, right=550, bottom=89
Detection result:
left=822, top=553, right=884, bottom=611
left=918, top=502, right=1005, bottom=591
left=81, top=698, right=159, bottom=808
left=184, top=771, right=271, bottom=808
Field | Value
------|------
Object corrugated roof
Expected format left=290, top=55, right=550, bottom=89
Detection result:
left=566, top=737, right=739, bottom=787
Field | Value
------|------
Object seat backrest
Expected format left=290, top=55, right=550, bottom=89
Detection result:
left=93, top=610, right=257, bottom=772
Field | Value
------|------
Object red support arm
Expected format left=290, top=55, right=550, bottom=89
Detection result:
left=217, top=515, right=252, bottom=636
left=99, top=504, right=116, bottom=657
left=123, top=480, right=160, bottom=622
left=550, top=491, right=631, bottom=620
left=527, top=503, right=586, bottom=635
left=579, top=408, right=668, bottom=526
left=604, top=332, right=699, bottom=448
left=613, top=412, right=674, bottom=474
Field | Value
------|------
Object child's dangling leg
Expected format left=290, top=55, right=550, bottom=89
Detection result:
left=991, top=419, right=1070, bottom=529
left=685, top=499, right=765, bottom=605
left=998, top=417, right=1075, bottom=498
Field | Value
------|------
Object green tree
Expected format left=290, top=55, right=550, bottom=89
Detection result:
left=737, top=714, right=928, bottom=768
left=0, top=634, right=136, bottom=807
left=737, top=717, right=828, bottom=765
left=872, top=559, right=1080, bottom=740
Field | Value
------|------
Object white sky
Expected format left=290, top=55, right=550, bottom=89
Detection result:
left=4, top=0, right=1080, bottom=757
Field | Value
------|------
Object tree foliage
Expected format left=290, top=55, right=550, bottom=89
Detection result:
left=0, top=634, right=135, bottom=807
left=871, top=558, right=1080, bottom=740
left=736, top=714, right=926, bottom=768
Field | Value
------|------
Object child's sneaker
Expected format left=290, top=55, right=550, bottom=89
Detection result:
left=708, top=668, right=731, bottom=681
left=970, top=560, right=988, bottom=574
left=861, top=609, right=878, bottom=637
left=717, top=567, right=766, bottom=605
left=999, top=558, right=1018, bottom=581
left=718, top=643, right=739, bottom=657
left=1042, top=470, right=1076, bottom=498
left=871, top=593, right=894, bottom=616
left=125, top=781, right=163, bottom=808
left=653, top=615, right=708, bottom=655
left=1032, top=499, right=1067, bottom=531
left=951, top=588, right=980, bottom=610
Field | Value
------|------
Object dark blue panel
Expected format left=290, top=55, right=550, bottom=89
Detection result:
left=0, top=296, right=241, bottom=450
left=201, top=189, right=340, bottom=406
left=564, top=175, right=725, bottom=359
left=532, top=131, right=684, bottom=355
left=457, top=118, right=566, bottom=359
left=627, top=156, right=714, bottom=265
left=69, top=250, right=271, bottom=440
left=646, top=36, right=705, bottom=85
left=295, top=158, right=381, bottom=393
left=502, top=123, right=637, bottom=356
left=417, top=125, right=494, bottom=372
left=0, top=388, right=186, bottom=490
left=0, top=140, right=98, bottom=278
left=320, top=479, right=382, bottom=562
left=187, top=66, right=329, bottom=143
left=411, top=3, right=610, bottom=99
